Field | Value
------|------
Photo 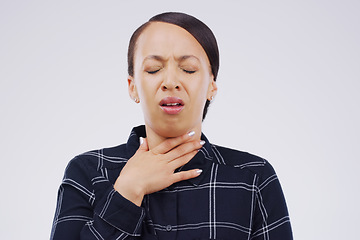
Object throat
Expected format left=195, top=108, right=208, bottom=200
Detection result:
left=144, top=124, right=203, bottom=150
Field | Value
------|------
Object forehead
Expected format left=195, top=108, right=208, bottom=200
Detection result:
left=135, top=22, right=208, bottom=61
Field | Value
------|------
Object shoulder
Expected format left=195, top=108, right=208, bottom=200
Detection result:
left=210, top=144, right=277, bottom=179
left=64, top=143, right=129, bottom=178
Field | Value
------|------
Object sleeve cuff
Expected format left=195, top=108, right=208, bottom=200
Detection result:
left=94, top=187, right=145, bottom=236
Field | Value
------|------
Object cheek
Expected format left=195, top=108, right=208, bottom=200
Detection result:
left=198, top=75, right=212, bottom=97
left=136, top=77, right=157, bottom=99
left=189, top=78, right=210, bottom=106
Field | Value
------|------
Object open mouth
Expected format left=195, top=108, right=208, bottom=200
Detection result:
left=159, top=97, right=184, bottom=115
left=161, top=103, right=182, bottom=106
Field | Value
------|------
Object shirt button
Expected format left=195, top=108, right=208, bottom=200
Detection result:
left=166, top=225, right=172, bottom=232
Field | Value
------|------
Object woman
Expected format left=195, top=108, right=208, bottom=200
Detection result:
left=51, top=12, right=293, bottom=240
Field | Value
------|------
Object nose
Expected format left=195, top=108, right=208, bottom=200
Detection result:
left=162, top=83, right=180, bottom=91
left=161, top=67, right=181, bottom=91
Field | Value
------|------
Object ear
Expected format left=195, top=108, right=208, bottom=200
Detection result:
left=128, top=76, right=139, bottom=102
left=207, top=78, right=218, bottom=101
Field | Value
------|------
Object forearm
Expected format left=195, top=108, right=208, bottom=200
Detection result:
left=51, top=158, right=146, bottom=239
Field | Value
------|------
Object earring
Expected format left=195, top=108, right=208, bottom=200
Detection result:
left=134, top=98, right=139, bottom=103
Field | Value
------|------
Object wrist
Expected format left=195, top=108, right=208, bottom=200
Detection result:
left=114, top=177, right=145, bottom=207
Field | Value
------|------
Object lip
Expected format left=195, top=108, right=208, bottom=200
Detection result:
left=159, top=97, right=184, bottom=115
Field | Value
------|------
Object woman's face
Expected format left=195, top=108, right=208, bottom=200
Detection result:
left=128, top=22, right=217, bottom=138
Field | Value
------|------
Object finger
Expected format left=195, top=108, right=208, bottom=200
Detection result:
left=152, top=131, right=196, bottom=155
left=168, top=150, right=198, bottom=169
left=172, top=169, right=203, bottom=183
left=137, top=137, right=149, bottom=152
left=166, top=140, right=205, bottom=161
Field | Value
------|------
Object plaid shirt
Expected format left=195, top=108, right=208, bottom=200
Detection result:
left=51, top=126, right=293, bottom=240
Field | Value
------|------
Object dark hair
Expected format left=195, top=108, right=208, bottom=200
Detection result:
left=127, top=12, right=219, bottom=120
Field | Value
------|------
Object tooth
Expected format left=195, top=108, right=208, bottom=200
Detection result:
left=164, top=103, right=181, bottom=106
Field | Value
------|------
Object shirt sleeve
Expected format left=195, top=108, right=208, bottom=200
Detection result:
left=50, top=156, right=145, bottom=240
left=250, top=161, right=293, bottom=240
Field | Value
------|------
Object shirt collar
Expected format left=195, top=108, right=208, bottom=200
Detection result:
left=126, top=125, right=214, bottom=186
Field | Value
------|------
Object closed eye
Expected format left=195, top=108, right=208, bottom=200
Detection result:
left=182, top=69, right=196, bottom=74
left=147, top=69, right=160, bottom=74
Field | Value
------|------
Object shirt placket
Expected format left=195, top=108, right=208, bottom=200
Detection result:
left=165, top=189, right=177, bottom=239
left=148, top=187, right=178, bottom=239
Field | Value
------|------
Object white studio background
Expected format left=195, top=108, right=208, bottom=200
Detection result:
left=0, top=0, right=359, bottom=239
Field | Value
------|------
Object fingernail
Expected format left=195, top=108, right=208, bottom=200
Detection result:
left=196, top=169, right=203, bottom=174
left=200, top=140, right=206, bottom=146
left=139, top=137, right=144, bottom=145
left=188, top=131, right=195, bottom=137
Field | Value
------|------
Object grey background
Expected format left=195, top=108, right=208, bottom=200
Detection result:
left=1, top=0, right=359, bottom=239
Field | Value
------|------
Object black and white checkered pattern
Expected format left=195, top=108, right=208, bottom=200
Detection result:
left=51, top=126, right=293, bottom=239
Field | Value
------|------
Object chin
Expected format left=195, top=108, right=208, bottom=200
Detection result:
left=145, top=112, right=201, bottom=139
left=148, top=118, right=191, bottom=138
left=158, top=124, right=188, bottom=138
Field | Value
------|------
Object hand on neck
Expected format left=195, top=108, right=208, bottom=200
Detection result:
left=144, top=124, right=202, bottom=150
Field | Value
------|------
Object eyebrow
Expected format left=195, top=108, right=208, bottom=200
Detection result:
left=178, top=55, right=200, bottom=62
left=144, top=55, right=165, bottom=62
left=143, top=55, right=200, bottom=63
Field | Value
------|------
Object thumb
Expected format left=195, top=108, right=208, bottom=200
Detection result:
left=138, top=137, right=149, bottom=152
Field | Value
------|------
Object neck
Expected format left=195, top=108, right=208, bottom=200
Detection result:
left=144, top=124, right=202, bottom=150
